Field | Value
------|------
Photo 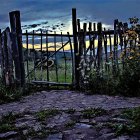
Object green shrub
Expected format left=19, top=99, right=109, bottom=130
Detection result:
left=88, top=73, right=117, bottom=95
left=117, top=49, right=140, bottom=96
left=112, top=107, right=140, bottom=135
left=81, top=108, right=106, bottom=119
left=0, top=83, right=22, bottom=104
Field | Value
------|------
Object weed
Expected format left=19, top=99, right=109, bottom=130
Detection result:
left=0, top=112, right=22, bottom=133
left=64, top=108, right=76, bottom=114
left=65, top=120, right=76, bottom=128
left=108, top=107, right=140, bottom=136
left=36, top=109, right=60, bottom=121
left=81, top=108, right=106, bottom=119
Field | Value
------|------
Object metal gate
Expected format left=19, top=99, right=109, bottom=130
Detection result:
left=22, top=31, right=74, bottom=88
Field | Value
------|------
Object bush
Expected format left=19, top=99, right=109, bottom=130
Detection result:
left=0, top=80, right=33, bottom=104
left=0, top=83, right=22, bottom=104
left=88, top=72, right=117, bottom=95
left=117, top=49, right=140, bottom=96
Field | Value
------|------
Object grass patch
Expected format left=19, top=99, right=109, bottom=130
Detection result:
left=65, top=120, right=77, bottom=128
left=0, top=79, right=36, bottom=105
left=27, top=61, right=73, bottom=83
left=64, top=108, right=76, bottom=114
left=36, top=109, right=61, bottom=121
left=81, top=108, right=107, bottom=119
left=0, top=112, right=22, bottom=133
left=108, top=107, right=140, bottom=136
left=0, top=84, right=22, bottom=104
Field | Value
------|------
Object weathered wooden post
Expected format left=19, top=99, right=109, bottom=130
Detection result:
left=97, top=22, right=102, bottom=71
left=9, top=11, right=25, bottom=86
left=5, top=27, right=14, bottom=85
left=103, top=28, right=108, bottom=72
left=0, top=29, right=2, bottom=77
left=113, top=19, right=119, bottom=75
left=114, top=19, right=118, bottom=61
left=72, top=8, right=79, bottom=89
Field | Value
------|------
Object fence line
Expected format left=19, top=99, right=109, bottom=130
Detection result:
left=0, top=8, right=139, bottom=89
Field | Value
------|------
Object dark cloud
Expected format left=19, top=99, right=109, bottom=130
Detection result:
left=0, top=0, right=140, bottom=30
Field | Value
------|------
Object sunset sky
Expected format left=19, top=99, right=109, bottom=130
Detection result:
left=0, top=0, right=140, bottom=32
left=0, top=0, right=139, bottom=50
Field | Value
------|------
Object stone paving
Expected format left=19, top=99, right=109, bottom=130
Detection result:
left=0, top=90, right=140, bottom=116
left=0, top=90, right=140, bottom=140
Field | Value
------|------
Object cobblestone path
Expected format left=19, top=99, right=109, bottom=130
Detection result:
left=0, top=90, right=140, bottom=116
left=0, top=90, right=140, bottom=140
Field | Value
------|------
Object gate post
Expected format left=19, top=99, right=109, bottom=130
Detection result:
left=72, top=8, right=79, bottom=89
left=9, top=11, right=25, bottom=86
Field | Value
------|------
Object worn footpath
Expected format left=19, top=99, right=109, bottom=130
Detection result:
left=0, top=90, right=140, bottom=140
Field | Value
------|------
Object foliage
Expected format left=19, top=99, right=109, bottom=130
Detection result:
left=0, top=81, right=23, bottom=104
left=0, top=79, right=34, bottom=104
left=65, top=120, right=77, bottom=128
left=81, top=108, right=106, bottom=119
left=111, top=107, right=140, bottom=135
left=85, top=17, right=140, bottom=97
left=64, top=108, right=76, bottom=114
left=0, top=112, right=21, bottom=133
left=88, top=72, right=117, bottom=95
left=117, top=48, right=140, bottom=96
left=36, top=109, right=60, bottom=121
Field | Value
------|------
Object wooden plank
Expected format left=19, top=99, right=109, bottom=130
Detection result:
left=103, top=28, right=108, bottom=71
left=67, top=32, right=74, bottom=84
left=31, top=80, right=72, bottom=86
left=1, top=30, right=8, bottom=84
left=0, top=29, right=3, bottom=77
left=123, top=23, right=128, bottom=57
left=26, top=30, right=29, bottom=81
left=1, top=28, right=14, bottom=85
left=5, top=27, right=14, bottom=85
left=77, top=19, right=81, bottom=32
left=22, top=29, right=140, bottom=37
left=114, top=19, right=118, bottom=61
left=92, top=23, right=96, bottom=58
left=118, top=22, right=123, bottom=51
left=40, top=30, right=43, bottom=81
left=72, top=8, right=79, bottom=89
left=93, top=23, right=96, bottom=31
left=61, top=32, right=67, bottom=83
left=10, top=30, right=21, bottom=84
left=83, top=23, right=87, bottom=55
left=97, top=22, right=102, bottom=70
left=32, top=30, right=36, bottom=80
left=54, top=31, right=58, bottom=83
left=89, top=22, right=92, bottom=58
left=46, top=31, right=49, bottom=86
left=9, top=11, right=25, bottom=86
left=78, top=29, right=84, bottom=58
left=22, top=32, right=73, bottom=37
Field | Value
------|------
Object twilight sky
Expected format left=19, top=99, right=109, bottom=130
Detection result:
left=0, top=0, right=140, bottom=33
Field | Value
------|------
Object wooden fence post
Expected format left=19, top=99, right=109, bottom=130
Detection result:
left=9, top=11, right=25, bottom=86
left=0, top=29, right=2, bottom=77
left=5, top=27, right=14, bottom=85
left=72, top=8, right=79, bottom=89
left=114, top=19, right=118, bottom=61
left=97, top=22, right=102, bottom=71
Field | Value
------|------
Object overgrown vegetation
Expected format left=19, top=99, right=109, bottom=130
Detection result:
left=85, top=17, right=140, bottom=97
left=81, top=108, right=107, bottom=119
left=0, top=81, right=23, bottom=104
left=0, top=112, right=22, bottom=133
left=0, top=79, right=36, bottom=104
left=110, top=107, right=140, bottom=136
left=36, top=109, right=60, bottom=121
left=65, top=120, right=77, bottom=128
